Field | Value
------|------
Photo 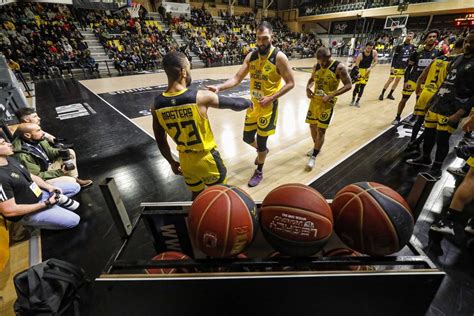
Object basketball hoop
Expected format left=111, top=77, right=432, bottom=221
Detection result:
left=127, top=2, right=141, bottom=19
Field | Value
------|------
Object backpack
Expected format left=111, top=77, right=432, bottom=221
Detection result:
left=13, top=258, right=87, bottom=316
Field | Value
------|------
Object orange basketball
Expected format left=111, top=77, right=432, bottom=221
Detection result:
left=323, top=248, right=372, bottom=271
left=331, top=182, right=414, bottom=256
left=145, top=251, right=192, bottom=274
left=260, top=183, right=333, bottom=257
left=188, top=185, right=257, bottom=258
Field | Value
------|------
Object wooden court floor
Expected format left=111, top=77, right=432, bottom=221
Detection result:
left=81, top=58, right=415, bottom=200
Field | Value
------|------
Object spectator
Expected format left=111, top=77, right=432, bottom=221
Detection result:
left=12, top=123, right=93, bottom=187
left=0, top=136, right=80, bottom=230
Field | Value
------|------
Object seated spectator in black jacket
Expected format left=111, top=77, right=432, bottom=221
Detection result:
left=12, top=123, right=92, bottom=187
left=0, top=136, right=80, bottom=230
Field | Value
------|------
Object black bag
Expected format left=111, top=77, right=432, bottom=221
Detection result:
left=13, top=258, right=87, bottom=316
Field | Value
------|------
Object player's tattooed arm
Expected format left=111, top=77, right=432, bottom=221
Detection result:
left=323, top=64, right=352, bottom=102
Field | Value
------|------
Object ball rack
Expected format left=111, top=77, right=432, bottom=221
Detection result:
left=92, top=175, right=444, bottom=316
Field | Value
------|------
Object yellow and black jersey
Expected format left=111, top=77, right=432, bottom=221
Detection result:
left=422, top=55, right=452, bottom=93
left=407, top=47, right=440, bottom=82
left=249, top=47, right=283, bottom=102
left=311, top=60, right=341, bottom=104
left=154, top=89, right=216, bottom=153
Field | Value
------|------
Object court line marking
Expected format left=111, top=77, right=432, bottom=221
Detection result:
left=81, top=80, right=411, bottom=189
left=80, top=82, right=182, bottom=160
left=306, top=113, right=412, bottom=187
left=80, top=82, right=156, bottom=139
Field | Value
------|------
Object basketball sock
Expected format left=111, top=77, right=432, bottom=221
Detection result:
left=388, top=89, right=394, bottom=97
left=312, top=149, right=320, bottom=157
left=357, top=84, right=366, bottom=98
left=352, top=84, right=359, bottom=99
left=434, top=131, right=450, bottom=164
left=257, top=163, right=264, bottom=172
left=381, top=88, right=386, bottom=96
left=410, top=116, right=424, bottom=143
left=422, top=128, right=436, bottom=157
left=356, top=97, right=361, bottom=102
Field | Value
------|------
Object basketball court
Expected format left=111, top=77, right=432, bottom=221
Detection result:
left=2, top=0, right=474, bottom=315
left=80, top=59, right=415, bottom=200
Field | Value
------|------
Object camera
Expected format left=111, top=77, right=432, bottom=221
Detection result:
left=455, top=143, right=474, bottom=161
left=53, top=138, right=74, bottom=150
left=52, top=190, right=80, bottom=211
left=58, top=149, right=76, bottom=171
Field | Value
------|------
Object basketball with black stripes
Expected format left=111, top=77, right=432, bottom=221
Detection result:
left=145, top=251, right=192, bottom=274
left=260, top=183, right=333, bottom=257
left=188, top=185, right=257, bottom=258
left=331, top=182, right=414, bottom=256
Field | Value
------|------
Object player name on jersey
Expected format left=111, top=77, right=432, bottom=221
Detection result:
left=161, top=107, right=193, bottom=120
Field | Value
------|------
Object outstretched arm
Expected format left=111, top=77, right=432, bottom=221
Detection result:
left=207, top=53, right=251, bottom=93
left=151, top=109, right=181, bottom=175
left=197, top=90, right=252, bottom=113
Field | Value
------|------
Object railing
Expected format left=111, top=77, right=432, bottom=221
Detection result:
left=23, top=59, right=166, bottom=82
left=13, top=71, right=33, bottom=98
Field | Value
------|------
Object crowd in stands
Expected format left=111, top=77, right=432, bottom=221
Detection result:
left=300, top=1, right=365, bottom=16
left=1, top=2, right=320, bottom=78
left=0, top=3, right=97, bottom=80
left=167, top=8, right=320, bottom=67
left=84, top=9, right=177, bottom=75
left=300, top=0, right=432, bottom=16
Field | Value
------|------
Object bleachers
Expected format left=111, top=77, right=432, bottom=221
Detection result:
left=0, top=3, right=98, bottom=80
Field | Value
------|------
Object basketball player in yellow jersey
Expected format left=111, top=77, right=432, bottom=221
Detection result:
left=405, top=38, right=465, bottom=153
left=207, top=21, right=295, bottom=187
left=152, top=51, right=252, bottom=199
left=305, top=47, right=352, bottom=171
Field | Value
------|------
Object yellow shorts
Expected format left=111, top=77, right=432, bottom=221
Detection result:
left=413, top=88, right=436, bottom=116
left=179, top=149, right=227, bottom=192
left=305, top=98, right=335, bottom=129
left=244, top=99, right=278, bottom=137
left=389, top=68, right=405, bottom=78
left=355, top=68, right=370, bottom=85
left=467, top=157, right=474, bottom=168
left=424, top=110, right=457, bottom=134
left=402, top=80, right=416, bottom=97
